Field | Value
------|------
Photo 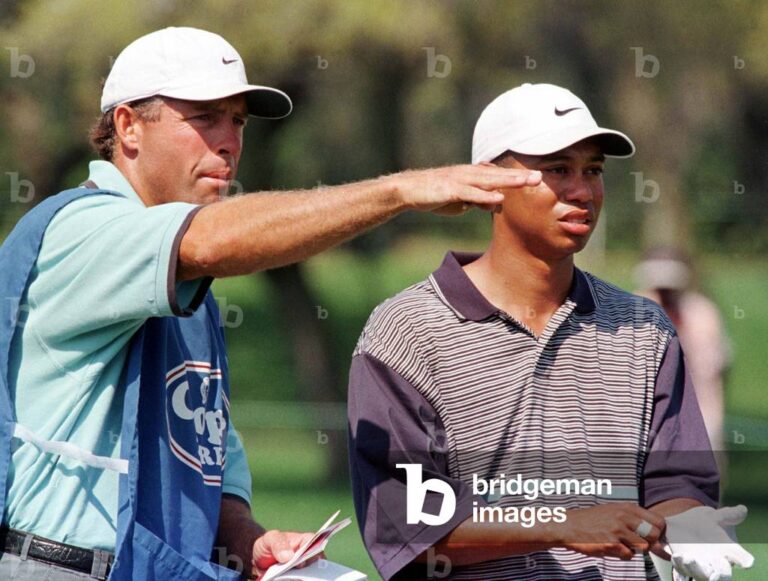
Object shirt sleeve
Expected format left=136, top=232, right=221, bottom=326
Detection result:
left=642, top=335, right=720, bottom=508
left=34, top=193, right=208, bottom=340
left=348, top=352, right=485, bottom=581
left=222, top=424, right=252, bottom=505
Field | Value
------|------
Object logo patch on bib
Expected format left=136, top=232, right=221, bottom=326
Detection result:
left=165, top=361, right=229, bottom=486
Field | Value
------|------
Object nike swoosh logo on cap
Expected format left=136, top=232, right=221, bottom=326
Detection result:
left=554, top=107, right=581, bottom=116
left=222, top=57, right=238, bottom=65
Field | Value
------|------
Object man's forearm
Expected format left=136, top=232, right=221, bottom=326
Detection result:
left=179, top=175, right=402, bottom=280
left=417, top=501, right=674, bottom=567
left=648, top=497, right=703, bottom=518
left=416, top=517, right=559, bottom=567
left=177, top=165, right=539, bottom=280
left=432, top=499, right=706, bottom=567
left=215, top=494, right=264, bottom=579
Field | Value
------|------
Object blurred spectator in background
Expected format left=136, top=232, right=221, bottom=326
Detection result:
left=635, top=247, right=731, bottom=472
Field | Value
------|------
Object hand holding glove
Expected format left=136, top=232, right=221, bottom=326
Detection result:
left=664, top=505, right=754, bottom=581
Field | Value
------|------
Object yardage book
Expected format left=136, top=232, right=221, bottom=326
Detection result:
left=261, top=511, right=367, bottom=581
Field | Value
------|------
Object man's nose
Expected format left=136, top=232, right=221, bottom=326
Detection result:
left=216, top=121, right=242, bottom=160
left=563, top=174, right=594, bottom=204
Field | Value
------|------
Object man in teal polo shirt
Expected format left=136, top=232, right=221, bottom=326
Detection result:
left=0, top=27, right=541, bottom=579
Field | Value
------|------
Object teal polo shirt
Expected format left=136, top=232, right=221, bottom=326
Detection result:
left=5, top=161, right=252, bottom=551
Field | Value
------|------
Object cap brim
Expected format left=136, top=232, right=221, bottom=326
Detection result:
left=159, top=83, right=293, bottom=119
left=242, top=86, right=293, bottom=119
left=588, top=129, right=635, bottom=158
left=510, top=127, right=635, bottom=158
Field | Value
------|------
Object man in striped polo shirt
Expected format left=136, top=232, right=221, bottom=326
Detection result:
left=347, top=84, right=754, bottom=580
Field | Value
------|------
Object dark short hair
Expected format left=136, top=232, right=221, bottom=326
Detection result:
left=89, top=97, right=163, bottom=161
left=491, top=150, right=516, bottom=165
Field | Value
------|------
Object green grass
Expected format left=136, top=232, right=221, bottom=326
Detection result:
left=704, top=257, right=768, bottom=419
left=739, top=544, right=768, bottom=579
left=240, top=428, right=378, bottom=577
left=723, top=453, right=768, bottom=577
left=247, top=486, right=377, bottom=578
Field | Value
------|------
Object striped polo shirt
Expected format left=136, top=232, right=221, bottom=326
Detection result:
left=348, top=251, right=718, bottom=580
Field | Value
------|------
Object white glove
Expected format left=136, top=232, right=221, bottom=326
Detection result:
left=664, top=505, right=754, bottom=581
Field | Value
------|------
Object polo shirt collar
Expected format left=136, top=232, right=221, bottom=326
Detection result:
left=431, top=251, right=597, bottom=321
left=86, top=160, right=145, bottom=206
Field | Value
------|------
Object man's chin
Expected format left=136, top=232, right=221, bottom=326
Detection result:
left=565, top=242, right=589, bottom=257
left=562, top=230, right=593, bottom=251
left=546, top=236, right=589, bottom=260
left=205, top=192, right=225, bottom=204
left=193, top=186, right=227, bottom=204
left=197, top=177, right=232, bottom=201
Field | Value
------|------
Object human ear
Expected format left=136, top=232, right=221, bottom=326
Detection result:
left=113, top=105, right=142, bottom=155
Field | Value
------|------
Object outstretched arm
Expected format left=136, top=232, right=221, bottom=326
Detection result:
left=178, top=165, right=541, bottom=280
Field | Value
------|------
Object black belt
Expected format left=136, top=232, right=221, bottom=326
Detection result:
left=0, top=527, right=113, bottom=578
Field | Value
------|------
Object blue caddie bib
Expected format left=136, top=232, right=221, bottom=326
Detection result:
left=0, top=187, right=241, bottom=580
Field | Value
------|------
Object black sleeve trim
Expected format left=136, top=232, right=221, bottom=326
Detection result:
left=168, top=205, right=214, bottom=317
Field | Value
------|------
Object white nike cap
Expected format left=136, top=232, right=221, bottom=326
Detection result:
left=472, top=83, right=634, bottom=164
left=101, top=27, right=292, bottom=118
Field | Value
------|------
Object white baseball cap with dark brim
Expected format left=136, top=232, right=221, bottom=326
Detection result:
left=101, top=27, right=292, bottom=119
left=472, top=83, right=634, bottom=164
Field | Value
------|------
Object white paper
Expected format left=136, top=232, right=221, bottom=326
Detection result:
left=261, top=511, right=356, bottom=581
left=269, top=559, right=367, bottom=581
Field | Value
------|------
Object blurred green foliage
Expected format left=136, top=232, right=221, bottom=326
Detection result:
left=217, top=239, right=768, bottom=417
left=3, top=0, right=768, bottom=252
